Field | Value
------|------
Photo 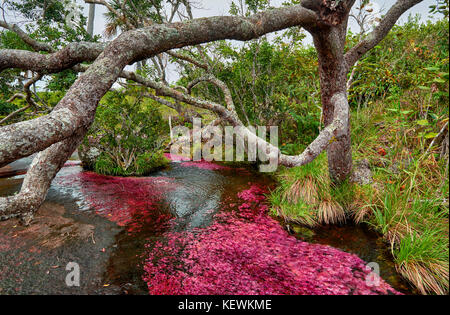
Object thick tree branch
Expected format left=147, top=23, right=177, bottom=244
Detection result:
left=0, top=5, right=317, bottom=73
left=280, top=92, right=348, bottom=167
left=0, top=129, right=86, bottom=220
left=0, top=42, right=106, bottom=73
left=121, top=68, right=346, bottom=168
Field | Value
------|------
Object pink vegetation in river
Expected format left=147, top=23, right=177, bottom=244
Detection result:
left=55, top=172, right=177, bottom=233
left=164, top=153, right=191, bottom=162
left=165, top=152, right=252, bottom=172
left=143, top=185, right=400, bottom=295
left=164, top=152, right=232, bottom=170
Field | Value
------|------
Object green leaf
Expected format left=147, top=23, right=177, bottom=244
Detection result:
left=433, top=78, right=446, bottom=83
left=424, top=132, right=438, bottom=139
left=416, top=119, right=429, bottom=126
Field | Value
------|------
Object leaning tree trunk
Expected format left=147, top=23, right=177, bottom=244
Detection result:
left=313, top=26, right=352, bottom=184
left=0, top=130, right=86, bottom=223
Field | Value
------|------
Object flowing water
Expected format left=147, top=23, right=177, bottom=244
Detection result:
left=0, top=157, right=414, bottom=295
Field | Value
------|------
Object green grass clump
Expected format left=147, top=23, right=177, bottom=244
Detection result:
left=269, top=154, right=347, bottom=227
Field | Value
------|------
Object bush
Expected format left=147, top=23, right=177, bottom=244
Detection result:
left=80, top=89, right=169, bottom=176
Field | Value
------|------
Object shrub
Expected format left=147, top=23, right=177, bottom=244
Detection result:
left=80, top=89, right=169, bottom=176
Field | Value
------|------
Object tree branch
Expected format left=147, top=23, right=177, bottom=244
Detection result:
left=166, top=50, right=209, bottom=70
left=187, top=74, right=235, bottom=111
left=344, top=0, right=423, bottom=67
left=120, top=69, right=346, bottom=169
left=0, top=73, right=43, bottom=124
left=0, top=4, right=317, bottom=73
left=0, top=21, right=53, bottom=52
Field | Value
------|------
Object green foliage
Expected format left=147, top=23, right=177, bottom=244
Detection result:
left=0, top=0, right=100, bottom=108
left=265, top=17, right=449, bottom=294
left=103, top=0, right=164, bottom=37
left=229, top=0, right=271, bottom=16
left=368, top=183, right=449, bottom=294
left=347, top=17, right=449, bottom=110
left=6, top=0, right=68, bottom=22
left=429, top=0, right=449, bottom=17
left=83, top=89, right=169, bottom=176
left=182, top=38, right=321, bottom=151
left=0, top=99, right=18, bottom=115
left=46, top=70, right=79, bottom=92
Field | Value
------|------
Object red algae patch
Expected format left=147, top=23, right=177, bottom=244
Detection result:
left=143, top=185, right=400, bottom=295
left=164, top=153, right=191, bottom=162
left=55, top=172, right=178, bottom=233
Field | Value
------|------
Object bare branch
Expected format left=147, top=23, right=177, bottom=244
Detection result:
left=0, top=103, right=32, bottom=125
left=121, top=69, right=346, bottom=169
left=345, top=0, right=423, bottom=67
left=0, top=73, right=43, bottom=124
left=166, top=50, right=209, bottom=70
left=0, top=21, right=53, bottom=52
left=187, top=74, right=235, bottom=110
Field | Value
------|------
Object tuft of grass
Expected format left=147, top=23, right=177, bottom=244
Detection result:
left=368, top=188, right=449, bottom=294
left=394, top=229, right=449, bottom=295
left=271, top=84, right=449, bottom=294
left=348, top=77, right=449, bottom=294
left=269, top=154, right=347, bottom=226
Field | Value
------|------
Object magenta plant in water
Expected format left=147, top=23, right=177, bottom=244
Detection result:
left=143, top=185, right=400, bottom=295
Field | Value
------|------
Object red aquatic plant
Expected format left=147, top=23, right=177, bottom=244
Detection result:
left=54, top=166, right=399, bottom=295
left=55, top=171, right=177, bottom=233
left=143, top=185, right=400, bottom=295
